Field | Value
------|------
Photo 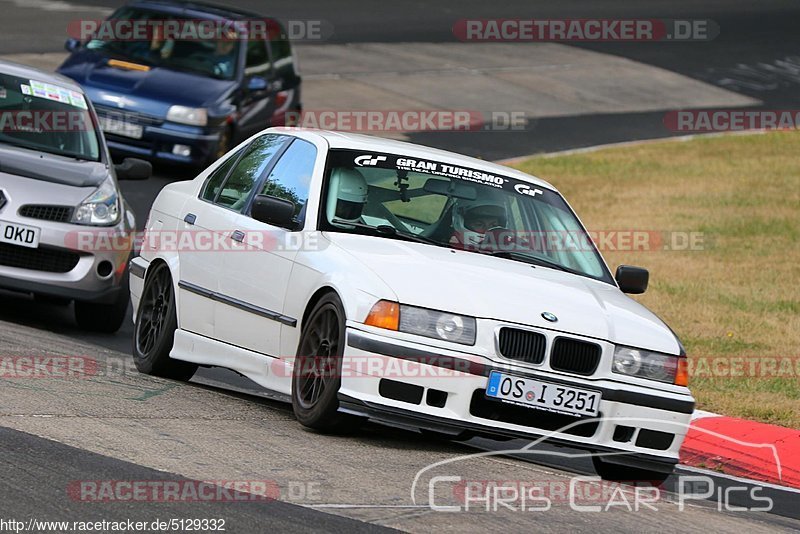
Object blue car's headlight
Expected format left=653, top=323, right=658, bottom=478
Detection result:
left=166, top=105, right=208, bottom=126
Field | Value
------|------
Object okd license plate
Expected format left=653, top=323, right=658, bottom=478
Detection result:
left=0, top=220, right=40, bottom=249
left=486, top=371, right=601, bottom=417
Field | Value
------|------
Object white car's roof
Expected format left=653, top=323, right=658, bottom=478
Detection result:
left=268, top=128, right=557, bottom=191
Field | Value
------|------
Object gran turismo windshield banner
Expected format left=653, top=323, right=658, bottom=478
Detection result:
left=327, top=149, right=558, bottom=201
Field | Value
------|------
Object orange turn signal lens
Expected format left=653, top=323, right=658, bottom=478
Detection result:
left=674, top=357, right=689, bottom=386
left=364, top=300, right=400, bottom=331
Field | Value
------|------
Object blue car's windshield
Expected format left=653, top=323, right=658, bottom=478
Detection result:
left=0, top=72, right=100, bottom=161
left=84, top=7, right=241, bottom=80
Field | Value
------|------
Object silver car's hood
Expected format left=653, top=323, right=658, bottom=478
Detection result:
left=0, top=144, right=109, bottom=187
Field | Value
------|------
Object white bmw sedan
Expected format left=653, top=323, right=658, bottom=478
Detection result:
left=130, top=128, right=694, bottom=482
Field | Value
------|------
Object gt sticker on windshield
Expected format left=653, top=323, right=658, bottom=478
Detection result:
left=337, top=150, right=554, bottom=197
left=27, top=79, right=88, bottom=109
left=349, top=152, right=510, bottom=189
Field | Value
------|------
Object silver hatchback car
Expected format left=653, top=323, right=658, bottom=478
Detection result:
left=0, top=60, right=151, bottom=332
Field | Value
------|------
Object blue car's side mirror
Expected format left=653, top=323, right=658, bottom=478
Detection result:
left=247, top=76, right=268, bottom=92
left=65, top=38, right=81, bottom=52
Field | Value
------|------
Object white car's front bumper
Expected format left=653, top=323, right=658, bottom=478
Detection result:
left=340, top=327, right=694, bottom=473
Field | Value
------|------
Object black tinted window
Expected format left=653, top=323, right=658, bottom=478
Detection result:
left=214, top=134, right=286, bottom=211
left=258, top=139, right=316, bottom=226
left=201, top=145, right=245, bottom=201
left=245, top=40, right=270, bottom=76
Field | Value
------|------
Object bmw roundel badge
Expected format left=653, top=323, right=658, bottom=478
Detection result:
left=541, top=312, right=558, bottom=323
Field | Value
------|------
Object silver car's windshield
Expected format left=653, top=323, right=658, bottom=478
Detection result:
left=321, top=150, right=613, bottom=284
left=0, top=72, right=100, bottom=161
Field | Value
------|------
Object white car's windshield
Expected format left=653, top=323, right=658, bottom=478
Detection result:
left=321, top=150, right=612, bottom=283
left=0, top=72, right=100, bottom=161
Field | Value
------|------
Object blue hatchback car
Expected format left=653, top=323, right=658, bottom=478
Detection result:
left=58, top=0, right=302, bottom=168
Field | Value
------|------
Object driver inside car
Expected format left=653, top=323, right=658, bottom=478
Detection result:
left=450, top=199, right=508, bottom=248
left=327, top=167, right=369, bottom=227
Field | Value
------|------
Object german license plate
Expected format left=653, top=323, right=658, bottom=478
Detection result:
left=98, top=115, right=143, bottom=139
left=486, top=371, right=601, bottom=417
left=0, top=220, right=40, bottom=249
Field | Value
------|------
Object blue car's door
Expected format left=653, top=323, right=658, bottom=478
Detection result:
left=235, top=39, right=277, bottom=142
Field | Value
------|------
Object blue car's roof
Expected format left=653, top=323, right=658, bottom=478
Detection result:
left=125, top=0, right=265, bottom=21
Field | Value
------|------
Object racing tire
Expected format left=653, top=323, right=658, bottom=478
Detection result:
left=74, top=272, right=129, bottom=333
left=291, top=293, right=360, bottom=432
left=132, top=262, right=197, bottom=381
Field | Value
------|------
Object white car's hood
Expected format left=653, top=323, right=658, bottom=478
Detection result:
left=327, top=233, right=682, bottom=355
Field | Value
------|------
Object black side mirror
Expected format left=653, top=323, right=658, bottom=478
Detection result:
left=251, top=194, right=295, bottom=229
left=65, top=38, right=82, bottom=52
left=115, top=158, right=152, bottom=180
left=615, top=265, right=649, bottom=294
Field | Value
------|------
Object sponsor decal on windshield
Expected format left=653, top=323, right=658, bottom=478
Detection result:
left=26, top=79, right=87, bottom=110
left=340, top=150, right=551, bottom=194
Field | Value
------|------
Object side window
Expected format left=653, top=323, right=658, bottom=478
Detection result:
left=201, top=145, right=245, bottom=201
left=245, top=40, right=270, bottom=76
left=270, top=36, right=291, bottom=63
left=214, top=134, right=286, bottom=211
left=257, top=139, right=316, bottom=226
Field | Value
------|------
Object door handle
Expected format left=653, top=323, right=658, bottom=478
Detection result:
left=183, top=213, right=197, bottom=225
left=231, top=230, right=245, bottom=243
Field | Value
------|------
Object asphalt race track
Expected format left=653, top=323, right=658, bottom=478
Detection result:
left=1, top=1, right=800, bottom=531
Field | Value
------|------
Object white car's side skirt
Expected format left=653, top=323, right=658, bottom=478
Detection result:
left=170, top=329, right=292, bottom=396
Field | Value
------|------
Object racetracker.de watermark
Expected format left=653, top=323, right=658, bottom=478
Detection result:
left=0, top=356, right=97, bottom=379
left=65, top=230, right=325, bottom=253
left=67, top=480, right=280, bottom=502
left=665, top=110, right=800, bottom=131
left=68, top=18, right=333, bottom=42
left=0, top=111, right=92, bottom=133
left=453, top=19, right=719, bottom=42
left=688, top=356, right=800, bottom=379
left=284, top=110, right=528, bottom=132
left=64, top=229, right=705, bottom=254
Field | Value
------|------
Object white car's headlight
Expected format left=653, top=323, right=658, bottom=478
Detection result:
left=612, top=345, right=686, bottom=385
left=72, top=177, right=120, bottom=226
left=166, top=105, right=208, bottom=126
left=364, top=300, right=476, bottom=345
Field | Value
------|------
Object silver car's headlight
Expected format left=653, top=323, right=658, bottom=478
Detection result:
left=612, top=345, right=681, bottom=383
left=72, top=177, right=120, bottom=226
left=166, top=105, right=208, bottom=126
left=364, top=300, right=476, bottom=345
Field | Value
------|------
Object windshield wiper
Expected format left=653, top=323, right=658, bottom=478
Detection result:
left=330, top=219, right=440, bottom=246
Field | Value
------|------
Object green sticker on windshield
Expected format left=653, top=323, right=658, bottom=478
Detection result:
left=28, top=79, right=87, bottom=109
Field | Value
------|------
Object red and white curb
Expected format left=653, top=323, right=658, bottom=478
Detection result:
left=680, top=410, right=800, bottom=489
